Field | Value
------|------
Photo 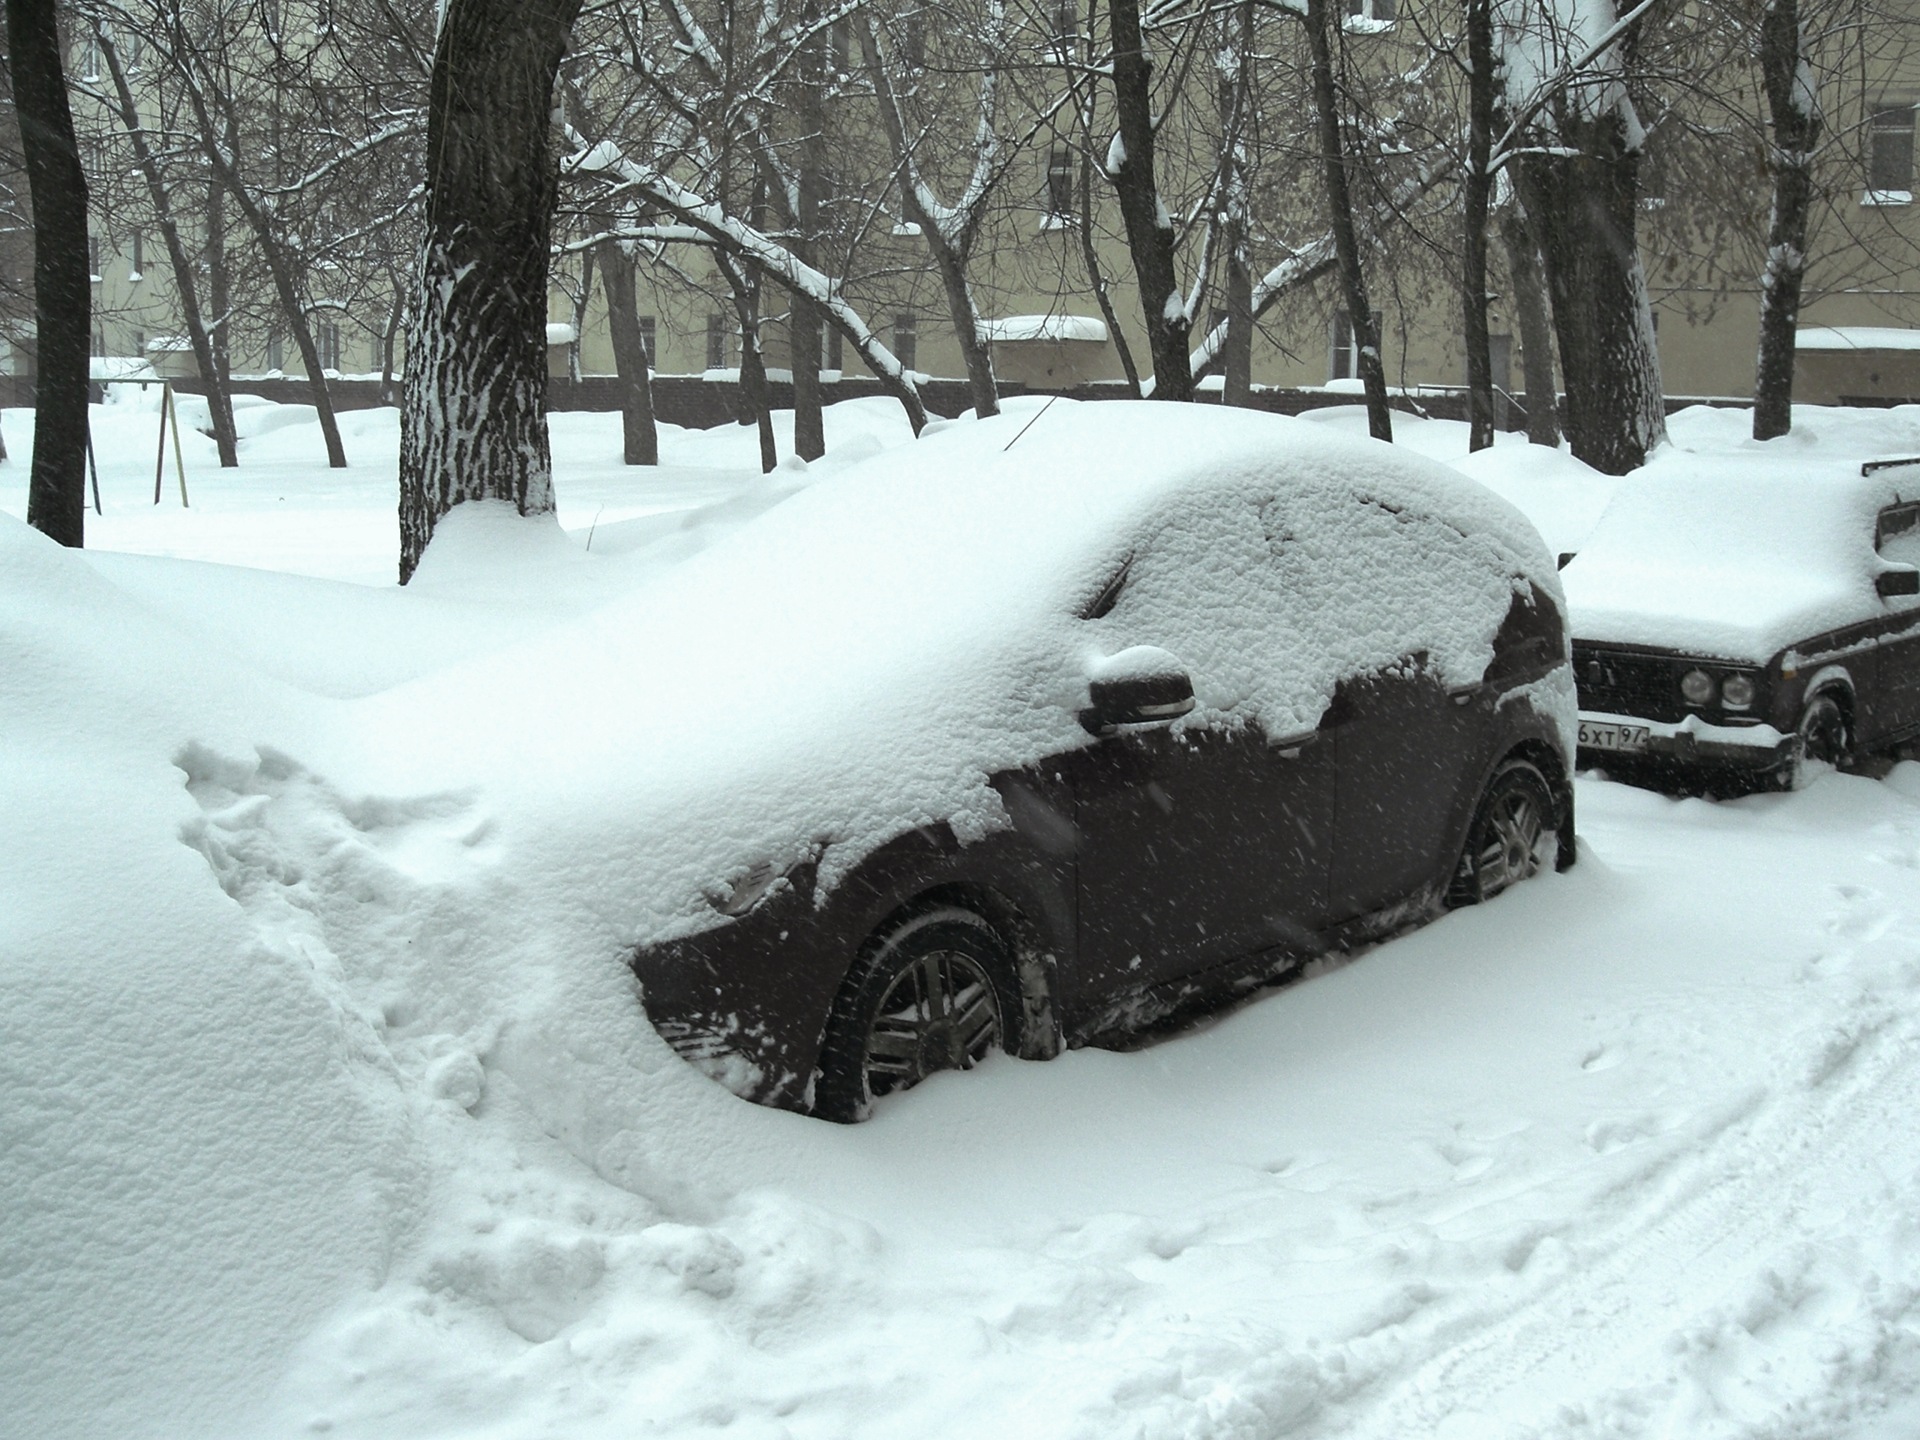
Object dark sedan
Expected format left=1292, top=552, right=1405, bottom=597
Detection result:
left=630, top=403, right=1576, bottom=1120
left=1564, top=457, right=1920, bottom=790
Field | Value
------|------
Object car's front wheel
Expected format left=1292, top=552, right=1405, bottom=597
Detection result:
left=814, top=908, right=1017, bottom=1123
left=1781, top=692, right=1850, bottom=790
left=1449, top=759, right=1559, bottom=906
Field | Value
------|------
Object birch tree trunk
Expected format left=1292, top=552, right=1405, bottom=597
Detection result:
left=1753, top=0, right=1820, bottom=441
left=1305, top=0, right=1391, bottom=441
left=8, top=0, right=89, bottom=547
left=1107, top=0, right=1193, bottom=401
left=398, top=0, right=585, bottom=581
left=600, top=240, right=658, bottom=465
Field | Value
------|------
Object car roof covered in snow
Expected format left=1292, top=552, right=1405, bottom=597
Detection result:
left=1562, top=455, right=1920, bottom=662
left=366, top=400, right=1562, bottom=936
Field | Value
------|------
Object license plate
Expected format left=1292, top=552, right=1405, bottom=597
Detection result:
left=1579, top=720, right=1652, bottom=753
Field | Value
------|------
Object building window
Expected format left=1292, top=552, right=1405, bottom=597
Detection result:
left=131, top=231, right=144, bottom=274
left=1331, top=309, right=1382, bottom=381
left=822, top=325, right=844, bottom=372
left=261, top=0, right=280, bottom=35
left=893, top=314, right=917, bottom=372
left=266, top=333, right=284, bottom=370
left=88, top=235, right=101, bottom=281
left=830, top=18, right=851, bottom=73
left=637, top=316, right=656, bottom=368
left=133, top=329, right=146, bottom=357
left=901, top=11, right=925, bottom=70
left=78, top=37, right=100, bottom=79
left=706, top=313, right=728, bottom=370
left=1332, top=310, right=1358, bottom=381
left=1045, top=147, right=1075, bottom=222
left=1050, top=0, right=1077, bottom=48
left=92, top=329, right=105, bottom=357
left=1344, top=0, right=1395, bottom=25
left=316, top=321, right=341, bottom=371
left=1869, top=106, right=1914, bottom=201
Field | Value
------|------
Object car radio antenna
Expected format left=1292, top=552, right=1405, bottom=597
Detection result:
left=1002, top=395, right=1061, bottom=452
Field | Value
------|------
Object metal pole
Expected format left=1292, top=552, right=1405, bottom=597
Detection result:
left=85, top=419, right=102, bottom=515
left=152, top=380, right=166, bottom=504
left=167, top=382, right=189, bottom=506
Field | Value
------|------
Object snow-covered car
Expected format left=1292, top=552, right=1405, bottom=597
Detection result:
left=1564, top=457, right=1920, bottom=790
left=630, top=403, right=1576, bottom=1120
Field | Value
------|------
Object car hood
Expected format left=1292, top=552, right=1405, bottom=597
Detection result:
left=1564, top=455, right=1909, bottom=663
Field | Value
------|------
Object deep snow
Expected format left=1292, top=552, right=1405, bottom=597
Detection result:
left=6, top=391, right=1920, bottom=1438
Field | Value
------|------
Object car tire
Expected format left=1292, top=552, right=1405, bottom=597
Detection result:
left=813, top=908, right=1018, bottom=1123
left=1448, top=759, right=1559, bottom=907
left=1782, top=692, right=1850, bottom=790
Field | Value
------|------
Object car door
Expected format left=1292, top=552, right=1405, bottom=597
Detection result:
left=1324, top=659, right=1478, bottom=923
left=1065, top=715, right=1337, bottom=998
left=1870, top=501, right=1920, bottom=743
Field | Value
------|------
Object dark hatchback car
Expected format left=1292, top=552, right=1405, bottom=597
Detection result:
left=631, top=404, right=1576, bottom=1121
left=1563, top=457, right=1920, bottom=790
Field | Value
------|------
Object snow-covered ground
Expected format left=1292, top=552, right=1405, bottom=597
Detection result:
left=7, top=391, right=1920, bottom=1439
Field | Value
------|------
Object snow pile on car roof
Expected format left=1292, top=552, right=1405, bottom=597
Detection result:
left=1564, top=454, right=1920, bottom=659
left=353, top=401, right=1560, bottom=944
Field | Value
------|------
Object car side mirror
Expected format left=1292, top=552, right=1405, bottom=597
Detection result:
left=1878, top=566, right=1920, bottom=599
left=1081, top=646, right=1195, bottom=734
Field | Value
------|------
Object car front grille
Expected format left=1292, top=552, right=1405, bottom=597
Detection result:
left=1573, top=646, right=1684, bottom=723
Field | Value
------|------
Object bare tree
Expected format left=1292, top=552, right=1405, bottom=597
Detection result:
left=7, top=0, right=89, bottom=546
left=398, top=0, right=585, bottom=580
left=90, top=19, right=238, bottom=466
left=1752, top=0, right=1821, bottom=439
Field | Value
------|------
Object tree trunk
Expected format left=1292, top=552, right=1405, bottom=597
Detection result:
left=398, top=0, right=584, bottom=581
left=721, top=256, right=778, bottom=474
left=600, top=239, right=658, bottom=465
left=98, top=27, right=238, bottom=468
left=857, top=19, right=999, bottom=420
left=1080, top=153, right=1142, bottom=396
left=1518, top=111, right=1666, bottom=474
left=380, top=284, right=403, bottom=407
left=1462, top=0, right=1496, bottom=452
left=1753, top=0, right=1820, bottom=441
left=173, top=68, right=348, bottom=468
left=791, top=3, right=828, bottom=459
left=1305, top=0, right=1391, bottom=441
left=208, top=180, right=231, bottom=387
left=8, top=0, right=89, bottom=546
left=1220, top=1, right=1256, bottom=407
left=1107, top=0, right=1192, bottom=401
left=1499, top=204, right=1561, bottom=446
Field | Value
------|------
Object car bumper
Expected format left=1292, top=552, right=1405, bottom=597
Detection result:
left=1577, top=710, right=1793, bottom=772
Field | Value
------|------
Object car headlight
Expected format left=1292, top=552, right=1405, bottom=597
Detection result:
left=1720, top=674, right=1757, bottom=709
left=1680, top=669, right=1715, bottom=705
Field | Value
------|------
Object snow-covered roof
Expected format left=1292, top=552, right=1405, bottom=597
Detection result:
left=1563, top=457, right=1920, bottom=659
left=980, top=314, right=1109, bottom=344
left=1796, top=326, right=1920, bottom=352
left=145, top=336, right=192, bottom=354
left=89, top=356, right=160, bottom=381
left=546, top=323, right=579, bottom=347
left=376, top=400, right=1560, bottom=938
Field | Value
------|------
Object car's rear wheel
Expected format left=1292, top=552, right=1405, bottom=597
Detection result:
left=814, top=908, right=1015, bottom=1123
left=1448, top=760, right=1558, bottom=906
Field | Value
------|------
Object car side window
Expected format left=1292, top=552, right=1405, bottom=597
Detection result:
left=1877, top=502, right=1920, bottom=567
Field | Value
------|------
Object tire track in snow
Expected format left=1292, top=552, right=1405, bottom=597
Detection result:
left=1321, top=906, right=1920, bottom=1438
